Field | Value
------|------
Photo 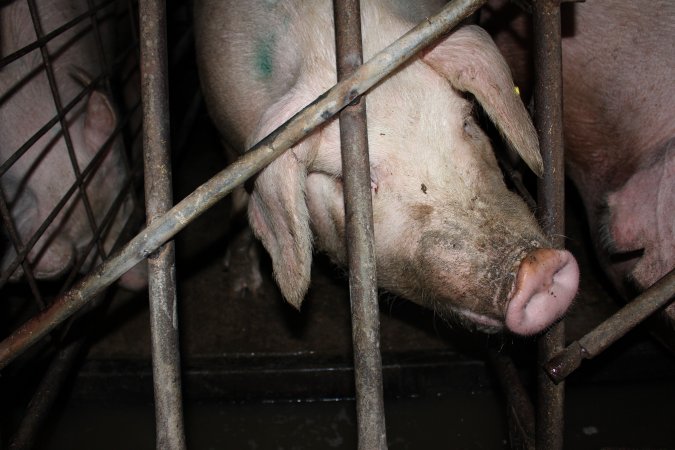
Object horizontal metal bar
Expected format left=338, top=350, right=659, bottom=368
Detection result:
left=545, top=268, right=675, bottom=384
left=0, top=0, right=487, bottom=369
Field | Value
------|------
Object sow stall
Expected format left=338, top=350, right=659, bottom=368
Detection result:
left=0, top=0, right=673, bottom=448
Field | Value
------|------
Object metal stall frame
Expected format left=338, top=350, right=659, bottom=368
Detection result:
left=0, top=1, right=143, bottom=448
left=2, top=0, right=673, bottom=447
left=532, top=0, right=566, bottom=448
left=0, top=0, right=137, bottom=299
left=0, top=2, right=485, bottom=448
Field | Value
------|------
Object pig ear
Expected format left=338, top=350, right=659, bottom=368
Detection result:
left=423, top=25, right=544, bottom=177
left=247, top=136, right=318, bottom=309
left=83, top=90, right=118, bottom=153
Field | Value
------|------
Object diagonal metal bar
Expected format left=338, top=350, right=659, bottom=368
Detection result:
left=531, top=0, right=566, bottom=449
left=545, top=269, right=675, bottom=383
left=0, top=0, right=487, bottom=370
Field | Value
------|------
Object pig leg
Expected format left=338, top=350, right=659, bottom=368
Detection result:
left=223, top=226, right=264, bottom=299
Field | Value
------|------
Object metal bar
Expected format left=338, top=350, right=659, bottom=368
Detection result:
left=0, top=0, right=486, bottom=369
left=333, top=1, right=387, bottom=449
left=6, top=294, right=105, bottom=450
left=545, top=269, right=675, bottom=383
left=7, top=196, right=145, bottom=450
left=8, top=333, right=86, bottom=450
left=138, top=0, right=186, bottom=448
left=531, top=0, right=565, bottom=449
left=488, top=351, right=535, bottom=450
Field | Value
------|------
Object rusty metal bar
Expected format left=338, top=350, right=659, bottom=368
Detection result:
left=8, top=334, right=85, bottom=450
left=138, top=0, right=186, bottom=448
left=0, top=0, right=486, bottom=369
left=545, top=269, right=675, bottom=383
left=334, top=0, right=386, bottom=449
left=489, top=351, right=535, bottom=450
left=531, top=0, right=565, bottom=449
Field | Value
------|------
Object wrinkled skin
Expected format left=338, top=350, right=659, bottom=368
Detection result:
left=0, top=0, right=146, bottom=289
left=194, top=0, right=579, bottom=335
left=482, top=1, right=674, bottom=310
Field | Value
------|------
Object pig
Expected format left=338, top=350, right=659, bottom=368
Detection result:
left=481, top=1, right=674, bottom=313
left=0, top=0, right=146, bottom=290
left=193, top=0, right=580, bottom=335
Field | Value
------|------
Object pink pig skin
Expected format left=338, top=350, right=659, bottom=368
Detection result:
left=194, top=0, right=580, bottom=335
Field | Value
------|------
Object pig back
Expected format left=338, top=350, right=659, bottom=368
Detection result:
left=193, top=0, right=424, bottom=153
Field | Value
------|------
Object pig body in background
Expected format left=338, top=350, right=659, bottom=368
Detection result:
left=482, top=1, right=674, bottom=306
left=194, top=0, right=580, bottom=335
left=0, top=0, right=145, bottom=289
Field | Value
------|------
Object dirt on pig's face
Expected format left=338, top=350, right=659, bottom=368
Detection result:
left=305, top=64, right=549, bottom=332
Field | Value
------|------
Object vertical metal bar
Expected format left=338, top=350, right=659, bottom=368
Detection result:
left=488, top=351, right=535, bottom=450
left=138, top=0, right=186, bottom=449
left=334, top=1, right=387, bottom=449
left=531, top=0, right=565, bottom=449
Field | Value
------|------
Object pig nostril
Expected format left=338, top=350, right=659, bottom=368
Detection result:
left=505, top=249, right=579, bottom=336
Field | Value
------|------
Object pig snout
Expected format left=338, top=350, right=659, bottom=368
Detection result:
left=505, top=248, right=579, bottom=335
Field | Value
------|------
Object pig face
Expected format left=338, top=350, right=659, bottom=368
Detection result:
left=243, top=24, right=579, bottom=335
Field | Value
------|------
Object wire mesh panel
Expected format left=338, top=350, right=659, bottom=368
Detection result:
left=0, top=0, right=142, bottom=308
left=0, top=2, right=143, bottom=444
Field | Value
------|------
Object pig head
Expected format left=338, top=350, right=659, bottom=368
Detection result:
left=0, top=0, right=146, bottom=290
left=194, top=0, right=579, bottom=335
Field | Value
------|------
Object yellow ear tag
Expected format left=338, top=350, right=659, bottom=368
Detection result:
left=514, top=85, right=521, bottom=96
